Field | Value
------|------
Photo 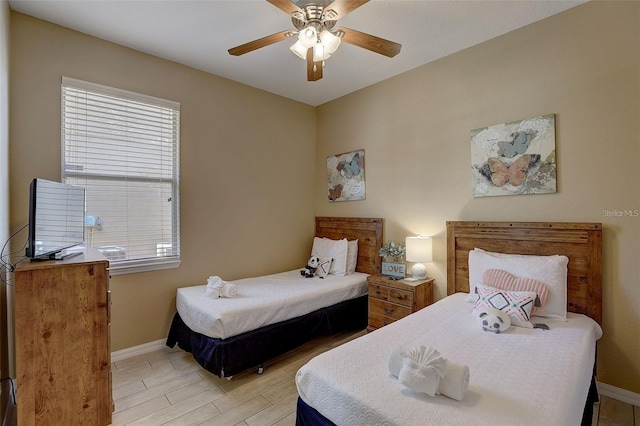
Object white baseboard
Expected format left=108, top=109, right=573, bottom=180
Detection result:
left=597, top=381, right=640, bottom=406
left=111, top=339, right=167, bottom=363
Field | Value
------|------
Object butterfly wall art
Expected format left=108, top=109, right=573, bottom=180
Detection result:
left=327, top=149, right=365, bottom=202
left=471, top=114, right=556, bottom=197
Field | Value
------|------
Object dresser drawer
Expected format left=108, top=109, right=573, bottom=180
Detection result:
left=369, top=284, right=390, bottom=301
left=369, top=298, right=411, bottom=320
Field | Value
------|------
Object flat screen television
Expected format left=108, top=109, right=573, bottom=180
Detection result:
left=26, top=178, right=86, bottom=260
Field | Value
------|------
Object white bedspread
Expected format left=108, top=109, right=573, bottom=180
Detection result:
left=176, top=270, right=368, bottom=339
left=296, top=293, right=603, bottom=426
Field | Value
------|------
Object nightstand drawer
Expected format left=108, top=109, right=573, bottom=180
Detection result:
left=369, top=298, right=411, bottom=320
left=388, top=288, right=413, bottom=307
left=368, top=313, right=396, bottom=329
left=369, top=284, right=390, bottom=301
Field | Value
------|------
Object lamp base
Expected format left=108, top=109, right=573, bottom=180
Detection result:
left=411, top=263, right=427, bottom=280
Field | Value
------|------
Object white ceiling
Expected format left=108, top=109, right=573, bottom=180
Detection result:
left=8, top=0, right=586, bottom=106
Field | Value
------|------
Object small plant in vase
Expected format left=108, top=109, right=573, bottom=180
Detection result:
left=379, top=241, right=406, bottom=262
left=379, top=241, right=407, bottom=277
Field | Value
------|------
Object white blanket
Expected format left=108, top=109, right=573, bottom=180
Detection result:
left=176, top=270, right=368, bottom=339
left=296, top=293, right=602, bottom=426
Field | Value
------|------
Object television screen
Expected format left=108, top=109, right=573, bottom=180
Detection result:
left=26, top=178, right=86, bottom=260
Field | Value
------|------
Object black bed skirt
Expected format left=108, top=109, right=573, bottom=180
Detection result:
left=296, top=397, right=335, bottom=426
left=166, top=294, right=367, bottom=378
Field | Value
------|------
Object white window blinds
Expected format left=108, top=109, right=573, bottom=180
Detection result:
left=61, top=77, right=180, bottom=274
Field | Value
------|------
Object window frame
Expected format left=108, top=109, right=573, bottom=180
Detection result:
left=61, top=77, right=181, bottom=275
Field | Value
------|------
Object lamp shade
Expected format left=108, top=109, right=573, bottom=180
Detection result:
left=298, top=25, right=317, bottom=48
left=405, top=235, right=432, bottom=280
left=319, top=30, right=341, bottom=53
left=405, top=235, right=433, bottom=263
left=313, top=43, right=330, bottom=62
left=290, top=40, right=308, bottom=59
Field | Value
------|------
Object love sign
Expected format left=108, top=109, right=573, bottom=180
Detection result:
left=381, top=262, right=406, bottom=278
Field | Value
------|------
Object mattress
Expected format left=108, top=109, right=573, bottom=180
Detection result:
left=295, top=293, right=603, bottom=426
left=176, top=270, right=368, bottom=339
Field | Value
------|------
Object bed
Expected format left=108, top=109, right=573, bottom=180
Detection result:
left=166, top=216, right=383, bottom=378
left=295, top=221, right=603, bottom=426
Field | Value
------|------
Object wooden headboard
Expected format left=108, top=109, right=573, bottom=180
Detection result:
left=316, top=217, right=383, bottom=276
left=447, top=221, right=602, bottom=324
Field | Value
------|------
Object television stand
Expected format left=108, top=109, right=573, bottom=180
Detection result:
left=14, top=248, right=113, bottom=424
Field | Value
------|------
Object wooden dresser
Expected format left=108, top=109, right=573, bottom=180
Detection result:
left=14, top=248, right=113, bottom=425
left=367, top=274, right=434, bottom=332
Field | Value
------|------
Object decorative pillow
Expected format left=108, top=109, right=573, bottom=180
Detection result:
left=316, top=258, right=333, bottom=278
left=482, top=269, right=550, bottom=315
left=466, top=248, right=568, bottom=320
left=312, top=237, right=348, bottom=275
left=473, top=283, right=536, bottom=328
left=346, top=239, right=358, bottom=275
left=476, top=306, right=512, bottom=333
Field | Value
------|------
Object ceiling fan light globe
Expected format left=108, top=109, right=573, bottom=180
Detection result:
left=299, top=26, right=317, bottom=48
left=319, top=30, right=341, bottom=53
left=290, top=40, right=308, bottom=60
left=313, top=44, right=330, bottom=62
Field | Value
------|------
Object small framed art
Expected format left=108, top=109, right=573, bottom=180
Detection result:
left=381, top=262, right=406, bottom=278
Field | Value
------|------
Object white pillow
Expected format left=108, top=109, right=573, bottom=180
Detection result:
left=311, top=237, right=348, bottom=275
left=346, top=239, right=358, bottom=275
left=467, top=248, right=569, bottom=320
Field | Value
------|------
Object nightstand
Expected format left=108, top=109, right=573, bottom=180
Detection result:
left=367, top=274, right=434, bottom=332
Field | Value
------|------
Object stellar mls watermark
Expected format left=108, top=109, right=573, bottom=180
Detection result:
left=602, top=209, right=639, bottom=217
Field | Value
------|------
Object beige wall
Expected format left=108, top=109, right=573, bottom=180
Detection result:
left=1, top=0, right=11, bottom=420
left=9, top=13, right=316, bottom=351
left=316, top=1, right=640, bottom=393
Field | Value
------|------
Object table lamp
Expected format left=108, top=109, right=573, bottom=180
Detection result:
left=405, top=235, right=432, bottom=280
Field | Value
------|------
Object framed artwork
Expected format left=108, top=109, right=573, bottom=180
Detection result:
left=471, top=114, right=556, bottom=197
left=327, top=149, right=365, bottom=202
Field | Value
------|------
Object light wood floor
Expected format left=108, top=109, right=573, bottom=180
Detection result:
left=111, top=329, right=367, bottom=425
left=112, top=330, right=639, bottom=426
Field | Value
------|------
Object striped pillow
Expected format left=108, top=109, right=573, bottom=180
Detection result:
left=482, top=269, right=550, bottom=315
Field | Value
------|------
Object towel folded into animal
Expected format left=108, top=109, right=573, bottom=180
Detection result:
left=204, top=276, right=237, bottom=298
left=389, top=345, right=470, bottom=401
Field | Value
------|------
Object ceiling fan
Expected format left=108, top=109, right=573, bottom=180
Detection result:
left=228, top=0, right=402, bottom=82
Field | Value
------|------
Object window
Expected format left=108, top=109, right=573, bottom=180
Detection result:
left=61, top=77, right=180, bottom=275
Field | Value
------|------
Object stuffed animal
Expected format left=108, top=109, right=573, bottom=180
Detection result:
left=476, top=307, right=511, bottom=333
left=300, top=256, right=320, bottom=278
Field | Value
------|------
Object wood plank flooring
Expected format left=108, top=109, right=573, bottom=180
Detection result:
left=594, top=395, right=640, bottom=426
left=112, top=330, right=639, bottom=426
left=111, top=329, right=366, bottom=425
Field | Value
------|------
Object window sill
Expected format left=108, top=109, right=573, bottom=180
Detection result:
left=107, top=257, right=181, bottom=276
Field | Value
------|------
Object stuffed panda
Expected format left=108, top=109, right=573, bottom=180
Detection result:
left=300, top=256, right=320, bottom=278
left=476, top=307, right=511, bottom=333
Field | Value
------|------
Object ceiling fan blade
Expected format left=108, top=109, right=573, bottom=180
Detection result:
left=338, top=27, right=401, bottom=58
left=306, top=48, right=323, bottom=81
left=228, top=30, right=295, bottom=56
left=326, top=0, right=369, bottom=19
left=266, top=0, right=303, bottom=15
